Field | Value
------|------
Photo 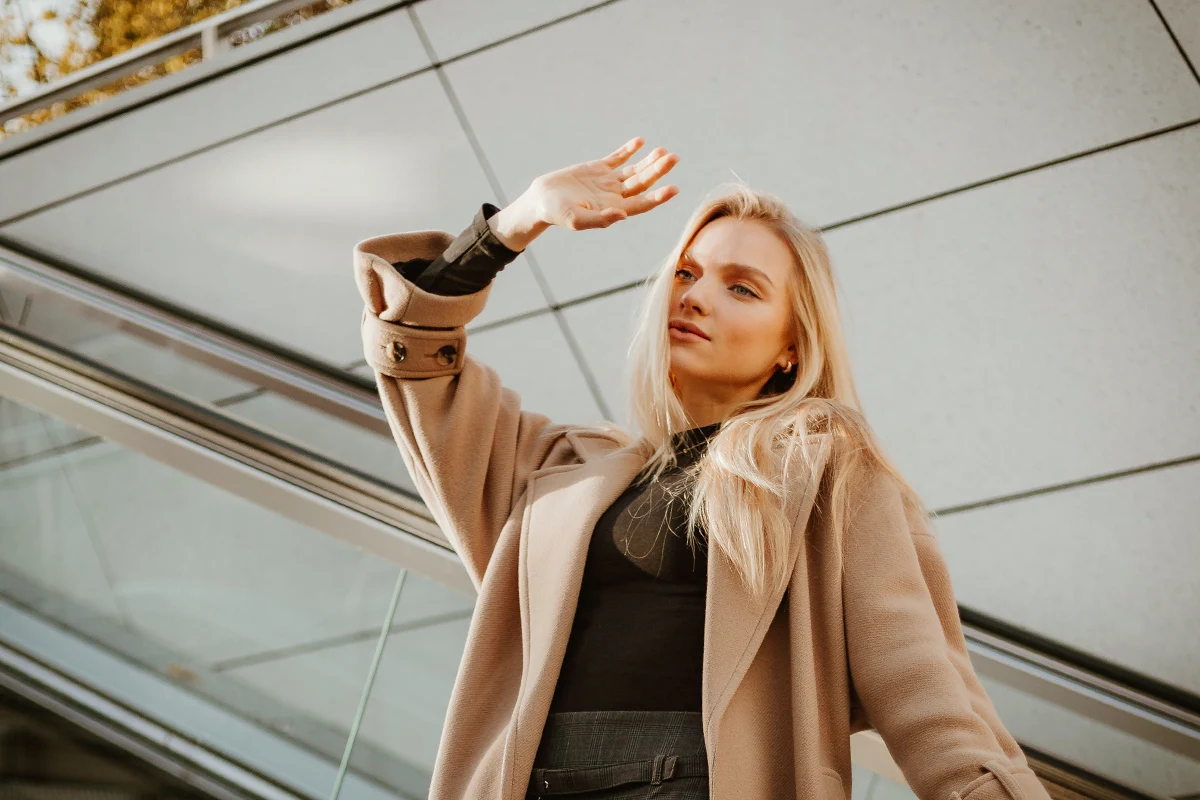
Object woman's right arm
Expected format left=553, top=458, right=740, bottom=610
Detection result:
left=353, top=137, right=681, bottom=587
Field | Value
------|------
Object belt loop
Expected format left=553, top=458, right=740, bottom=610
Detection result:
left=983, top=761, right=1027, bottom=800
left=650, top=755, right=665, bottom=785
left=663, top=754, right=679, bottom=780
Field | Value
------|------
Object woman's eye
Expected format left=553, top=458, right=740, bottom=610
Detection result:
left=675, top=268, right=694, bottom=280
left=732, top=284, right=758, bottom=298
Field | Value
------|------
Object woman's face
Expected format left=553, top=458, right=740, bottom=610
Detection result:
left=667, top=217, right=797, bottom=394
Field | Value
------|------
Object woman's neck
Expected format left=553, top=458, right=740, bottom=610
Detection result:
left=672, top=381, right=751, bottom=429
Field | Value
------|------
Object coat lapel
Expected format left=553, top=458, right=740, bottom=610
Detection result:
left=512, top=433, right=832, bottom=783
left=512, top=446, right=647, bottom=778
left=700, top=434, right=833, bottom=744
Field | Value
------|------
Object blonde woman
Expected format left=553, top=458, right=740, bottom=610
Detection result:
left=353, top=137, right=1051, bottom=800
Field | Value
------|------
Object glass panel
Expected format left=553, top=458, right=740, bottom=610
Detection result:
left=855, top=768, right=914, bottom=800
left=979, top=672, right=1200, bottom=797
left=935, top=456, right=1200, bottom=701
left=0, top=270, right=418, bottom=496
left=345, top=577, right=474, bottom=794
left=224, top=390, right=419, bottom=497
left=0, top=395, right=410, bottom=795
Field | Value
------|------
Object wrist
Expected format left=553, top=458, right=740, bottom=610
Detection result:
left=488, top=193, right=550, bottom=252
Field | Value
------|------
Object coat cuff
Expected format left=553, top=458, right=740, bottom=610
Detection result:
left=360, top=310, right=466, bottom=378
left=353, top=228, right=492, bottom=329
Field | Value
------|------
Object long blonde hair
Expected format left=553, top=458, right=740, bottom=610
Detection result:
left=586, top=182, right=933, bottom=602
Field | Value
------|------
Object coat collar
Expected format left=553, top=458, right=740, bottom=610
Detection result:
left=516, top=430, right=833, bottom=750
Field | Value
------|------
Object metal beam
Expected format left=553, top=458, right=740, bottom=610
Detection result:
left=0, top=331, right=471, bottom=597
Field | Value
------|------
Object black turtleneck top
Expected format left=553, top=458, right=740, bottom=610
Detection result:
left=549, top=421, right=718, bottom=712
left=391, top=204, right=717, bottom=711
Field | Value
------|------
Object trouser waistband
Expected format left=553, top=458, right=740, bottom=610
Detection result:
left=529, top=753, right=708, bottom=795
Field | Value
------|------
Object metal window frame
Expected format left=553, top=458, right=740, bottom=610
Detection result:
left=0, top=0, right=421, bottom=157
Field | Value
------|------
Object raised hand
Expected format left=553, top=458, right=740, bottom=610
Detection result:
left=528, top=136, right=681, bottom=231
left=487, top=137, right=681, bottom=251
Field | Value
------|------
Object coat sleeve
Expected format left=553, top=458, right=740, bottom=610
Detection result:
left=354, top=226, right=572, bottom=590
left=392, top=202, right=519, bottom=296
left=842, top=466, right=1052, bottom=800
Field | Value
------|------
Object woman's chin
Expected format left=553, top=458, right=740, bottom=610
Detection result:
left=667, top=363, right=705, bottom=384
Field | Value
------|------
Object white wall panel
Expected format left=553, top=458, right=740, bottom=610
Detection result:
left=467, top=311, right=605, bottom=425
left=1, top=74, right=548, bottom=366
left=444, top=0, right=1200, bottom=302
left=412, top=0, right=602, bottom=61
left=936, top=460, right=1200, bottom=694
left=0, top=5, right=431, bottom=223
left=826, top=125, right=1200, bottom=509
left=559, top=287, right=644, bottom=426
left=1158, top=0, right=1200, bottom=68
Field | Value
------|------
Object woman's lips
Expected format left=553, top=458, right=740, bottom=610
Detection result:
left=669, top=326, right=708, bottom=342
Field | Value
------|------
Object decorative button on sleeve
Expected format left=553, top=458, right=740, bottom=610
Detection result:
left=362, top=312, right=466, bottom=379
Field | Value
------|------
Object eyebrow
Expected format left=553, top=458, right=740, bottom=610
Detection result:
left=681, top=249, right=776, bottom=288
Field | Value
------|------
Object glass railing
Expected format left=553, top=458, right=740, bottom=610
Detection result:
left=0, top=247, right=421, bottom=500
left=0, top=384, right=471, bottom=798
left=979, top=669, right=1200, bottom=798
left=0, top=316, right=481, bottom=797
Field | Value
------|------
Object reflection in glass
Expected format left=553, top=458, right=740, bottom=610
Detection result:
left=0, top=396, right=468, bottom=795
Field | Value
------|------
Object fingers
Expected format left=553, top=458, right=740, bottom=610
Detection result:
left=560, top=205, right=629, bottom=231
left=600, top=136, right=645, bottom=168
left=619, top=185, right=679, bottom=217
left=616, top=146, right=668, bottom=181
left=620, top=150, right=679, bottom=197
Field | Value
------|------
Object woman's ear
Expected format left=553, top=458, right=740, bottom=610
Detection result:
left=777, top=343, right=798, bottom=371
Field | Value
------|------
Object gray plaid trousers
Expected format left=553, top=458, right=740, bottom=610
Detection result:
left=526, top=710, right=709, bottom=799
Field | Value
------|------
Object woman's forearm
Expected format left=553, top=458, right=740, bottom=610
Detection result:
left=486, top=190, right=551, bottom=253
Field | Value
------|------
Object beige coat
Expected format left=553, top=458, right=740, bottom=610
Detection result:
left=353, top=227, right=1053, bottom=800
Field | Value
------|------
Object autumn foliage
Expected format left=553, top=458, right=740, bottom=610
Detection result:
left=0, top=0, right=352, bottom=140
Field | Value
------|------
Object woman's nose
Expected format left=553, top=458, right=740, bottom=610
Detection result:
left=679, top=283, right=711, bottom=312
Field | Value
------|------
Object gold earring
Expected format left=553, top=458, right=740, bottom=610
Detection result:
left=783, top=361, right=794, bottom=373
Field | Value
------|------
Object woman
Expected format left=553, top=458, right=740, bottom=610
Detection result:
left=353, top=137, right=1051, bottom=800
